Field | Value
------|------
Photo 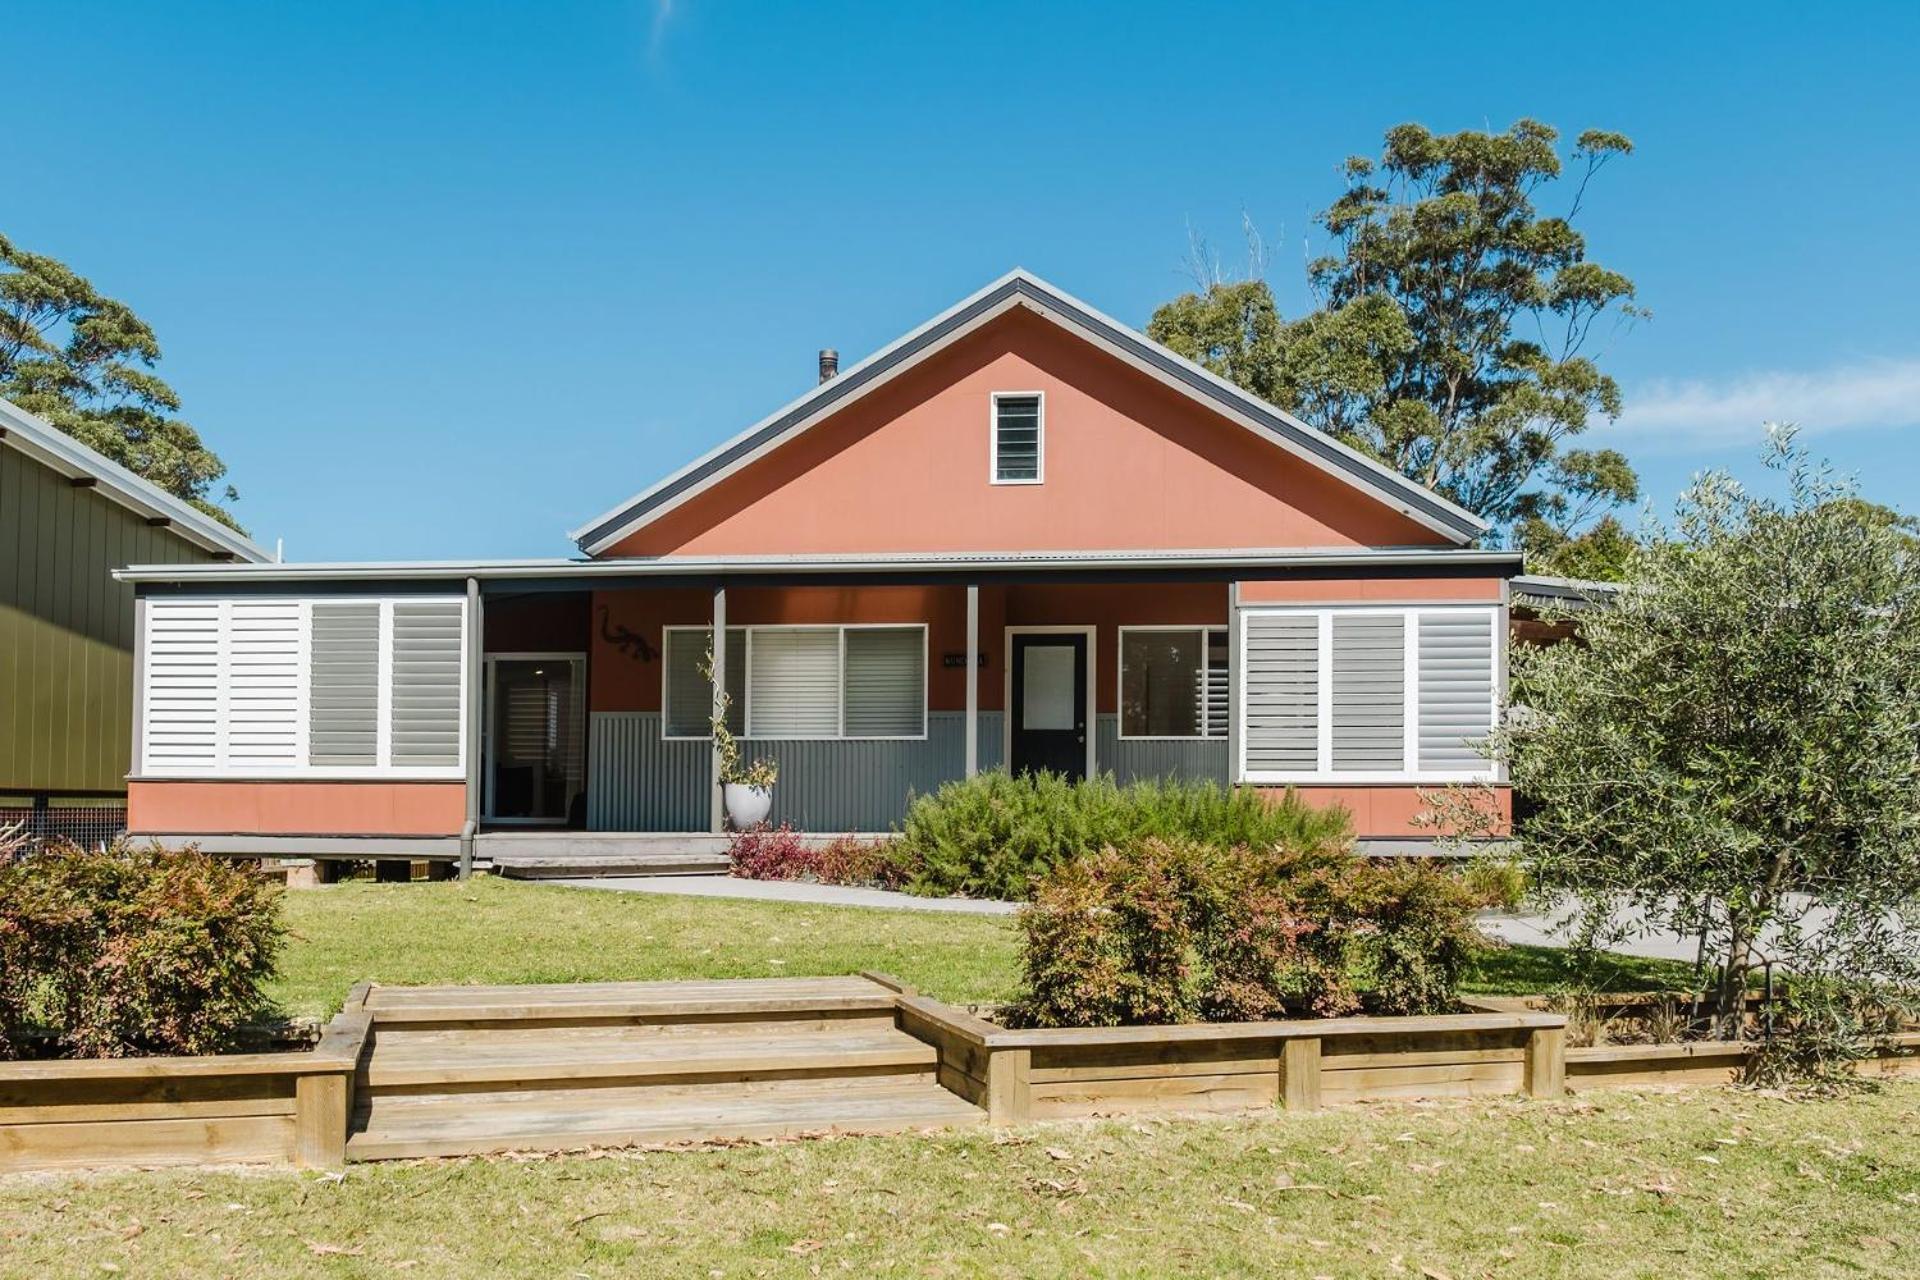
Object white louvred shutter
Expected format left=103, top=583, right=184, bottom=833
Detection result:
left=142, top=600, right=223, bottom=772
left=223, top=600, right=304, bottom=770
left=1241, top=612, right=1319, bottom=773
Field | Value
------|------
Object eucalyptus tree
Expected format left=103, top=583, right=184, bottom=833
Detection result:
left=0, top=232, right=237, bottom=525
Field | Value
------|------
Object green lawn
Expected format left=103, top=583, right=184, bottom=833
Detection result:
left=269, top=877, right=1687, bottom=1019
left=4, top=1086, right=1914, bottom=1278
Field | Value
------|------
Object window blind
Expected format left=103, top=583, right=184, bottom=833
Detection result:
left=746, top=628, right=842, bottom=737
left=390, top=601, right=464, bottom=767
left=309, top=602, right=379, bottom=766
left=843, top=627, right=925, bottom=737
left=1242, top=613, right=1320, bottom=772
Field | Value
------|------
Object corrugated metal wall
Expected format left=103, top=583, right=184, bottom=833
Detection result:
left=587, top=708, right=1230, bottom=832
left=1096, top=715, right=1231, bottom=786
left=587, top=711, right=1008, bottom=833
left=0, top=446, right=217, bottom=794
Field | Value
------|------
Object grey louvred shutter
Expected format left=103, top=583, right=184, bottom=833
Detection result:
left=143, top=600, right=223, bottom=771
left=1418, top=611, right=1495, bottom=771
left=1242, top=613, right=1319, bottom=772
left=1330, top=613, right=1405, bottom=771
left=994, top=395, right=1041, bottom=480
left=664, top=628, right=745, bottom=736
left=843, top=627, right=925, bottom=737
left=390, top=600, right=464, bottom=767
left=309, top=602, right=380, bottom=766
left=747, top=627, right=841, bottom=737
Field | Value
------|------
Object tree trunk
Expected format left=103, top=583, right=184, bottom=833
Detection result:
left=1714, top=926, right=1752, bottom=1040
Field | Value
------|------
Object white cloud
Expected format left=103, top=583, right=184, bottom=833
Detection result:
left=1608, top=358, right=1920, bottom=452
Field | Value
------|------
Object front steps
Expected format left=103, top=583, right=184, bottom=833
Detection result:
left=478, top=832, right=732, bottom=880
left=345, top=977, right=983, bottom=1160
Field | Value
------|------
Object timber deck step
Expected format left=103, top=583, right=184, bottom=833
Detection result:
left=363, top=976, right=898, bottom=1025
left=346, top=1076, right=984, bottom=1160
left=360, top=1024, right=937, bottom=1089
left=344, top=976, right=984, bottom=1160
left=491, top=853, right=732, bottom=880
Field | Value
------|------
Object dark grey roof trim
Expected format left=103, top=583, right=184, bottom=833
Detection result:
left=119, top=546, right=1523, bottom=587
left=568, top=270, right=1488, bottom=553
left=0, top=395, right=269, bottom=562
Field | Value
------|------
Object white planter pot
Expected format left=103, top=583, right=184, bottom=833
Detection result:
left=723, top=783, right=774, bottom=829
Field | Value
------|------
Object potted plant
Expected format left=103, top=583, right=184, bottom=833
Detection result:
left=703, top=646, right=779, bottom=828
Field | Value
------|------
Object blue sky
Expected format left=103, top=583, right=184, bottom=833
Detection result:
left=9, top=1, right=1920, bottom=560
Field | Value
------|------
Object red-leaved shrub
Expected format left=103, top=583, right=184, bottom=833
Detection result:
left=0, top=840, right=285, bottom=1059
left=727, top=824, right=913, bottom=890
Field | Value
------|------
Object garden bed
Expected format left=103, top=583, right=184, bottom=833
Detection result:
left=0, top=984, right=372, bottom=1174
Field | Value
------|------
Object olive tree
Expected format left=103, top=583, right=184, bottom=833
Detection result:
left=1498, top=428, right=1920, bottom=1033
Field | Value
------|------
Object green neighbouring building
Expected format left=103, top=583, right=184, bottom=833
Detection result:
left=0, top=396, right=267, bottom=838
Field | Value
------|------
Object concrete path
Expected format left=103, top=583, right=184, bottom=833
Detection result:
left=559, top=874, right=1020, bottom=916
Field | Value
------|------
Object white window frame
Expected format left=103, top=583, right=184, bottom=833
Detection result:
left=1234, top=603, right=1501, bottom=785
left=136, top=594, right=468, bottom=781
left=989, top=390, right=1045, bottom=485
left=1116, top=624, right=1230, bottom=741
left=660, top=622, right=929, bottom=742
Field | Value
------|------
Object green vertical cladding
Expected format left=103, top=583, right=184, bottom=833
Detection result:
left=0, top=446, right=218, bottom=795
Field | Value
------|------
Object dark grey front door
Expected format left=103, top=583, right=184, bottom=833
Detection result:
left=1010, top=633, right=1088, bottom=781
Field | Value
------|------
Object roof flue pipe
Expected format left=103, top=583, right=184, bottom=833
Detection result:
left=818, top=348, right=839, bottom=383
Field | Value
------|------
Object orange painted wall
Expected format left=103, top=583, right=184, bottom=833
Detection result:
left=128, top=780, right=467, bottom=836
left=605, top=310, right=1448, bottom=558
left=587, top=582, right=1230, bottom=715
left=1235, top=577, right=1505, bottom=604
left=1269, top=785, right=1513, bottom=839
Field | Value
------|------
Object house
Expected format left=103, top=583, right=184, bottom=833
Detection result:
left=114, top=271, right=1519, bottom=873
left=0, top=396, right=269, bottom=842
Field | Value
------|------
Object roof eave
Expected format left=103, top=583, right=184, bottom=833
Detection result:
left=0, top=396, right=270, bottom=563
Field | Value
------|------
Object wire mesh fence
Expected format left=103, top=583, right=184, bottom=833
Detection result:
left=0, top=800, right=129, bottom=852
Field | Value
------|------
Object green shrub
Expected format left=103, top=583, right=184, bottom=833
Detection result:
left=0, top=840, right=285, bottom=1059
left=1004, top=838, right=1484, bottom=1028
left=896, top=771, right=1349, bottom=900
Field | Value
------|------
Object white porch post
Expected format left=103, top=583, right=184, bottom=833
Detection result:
left=964, top=583, right=980, bottom=777
left=710, top=585, right=727, bottom=834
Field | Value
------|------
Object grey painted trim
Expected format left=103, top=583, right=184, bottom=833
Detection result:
left=570, top=270, right=1486, bottom=552
left=116, top=546, right=1526, bottom=586
left=130, top=596, right=148, bottom=775
left=0, top=395, right=269, bottom=562
left=1226, top=581, right=1244, bottom=785
left=964, top=584, right=979, bottom=777
left=1510, top=573, right=1619, bottom=611
left=709, top=587, right=727, bottom=834
left=129, top=834, right=463, bottom=858
left=461, top=577, right=483, bottom=877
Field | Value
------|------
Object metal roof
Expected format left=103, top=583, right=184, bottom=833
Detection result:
left=1510, top=573, right=1622, bottom=610
left=0, top=395, right=269, bottom=563
left=117, top=545, right=1524, bottom=585
left=567, top=269, right=1491, bottom=555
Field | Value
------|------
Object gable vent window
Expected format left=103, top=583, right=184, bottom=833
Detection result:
left=138, top=595, right=467, bottom=778
left=1237, top=605, right=1500, bottom=783
left=991, top=393, right=1043, bottom=484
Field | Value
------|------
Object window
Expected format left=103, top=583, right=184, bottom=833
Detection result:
left=1237, top=605, right=1498, bottom=782
left=662, top=627, right=745, bottom=738
left=139, top=596, right=467, bottom=778
left=1119, top=627, right=1229, bottom=739
left=662, top=624, right=926, bottom=741
left=991, top=392, right=1043, bottom=483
